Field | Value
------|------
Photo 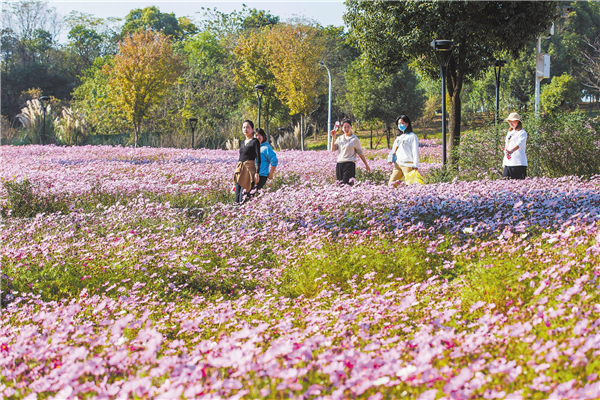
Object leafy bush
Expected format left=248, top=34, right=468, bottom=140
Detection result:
left=529, top=110, right=600, bottom=177
left=355, top=166, right=388, bottom=185
left=540, top=73, right=581, bottom=114
left=1, top=178, right=68, bottom=218
left=454, top=126, right=505, bottom=180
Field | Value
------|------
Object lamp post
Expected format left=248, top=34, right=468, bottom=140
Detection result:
left=39, top=96, right=50, bottom=145
left=431, top=39, right=454, bottom=166
left=493, top=60, right=507, bottom=126
left=254, top=84, right=266, bottom=132
left=189, top=118, right=198, bottom=149
left=319, top=60, right=332, bottom=151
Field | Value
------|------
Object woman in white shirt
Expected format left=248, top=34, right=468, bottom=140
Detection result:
left=330, top=118, right=371, bottom=185
left=502, top=112, right=528, bottom=180
left=388, top=115, right=419, bottom=186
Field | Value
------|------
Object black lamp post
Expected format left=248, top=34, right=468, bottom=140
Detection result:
left=254, top=84, right=266, bottom=130
left=39, top=96, right=50, bottom=145
left=431, top=40, right=455, bottom=165
left=189, top=118, right=198, bottom=149
left=493, top=60, right=507, bottom=126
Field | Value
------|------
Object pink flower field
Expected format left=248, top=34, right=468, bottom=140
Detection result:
left=1, top=145, right=599, bottom=399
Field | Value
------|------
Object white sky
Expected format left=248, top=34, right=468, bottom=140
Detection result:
left=47, top=0, right=347, bottom=28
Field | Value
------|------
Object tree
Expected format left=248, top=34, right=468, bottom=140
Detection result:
left=541, top=73, right=581, bottom=114
left=180, top=31, right=241, bottom=148
left=346, top=58, right=424, bottom=148
left=121, top=6, right=197, bottom=40
left=581, top=34, right=600, bottom=94
left=344, top=1, right=557, bottom=164
left=1, top=0, right=72, bottom=118
left=103, top=31, right=185, bottom=147
left=233, top=27, right=285, bottom=139
left=265, top=21, right=326, bottom=150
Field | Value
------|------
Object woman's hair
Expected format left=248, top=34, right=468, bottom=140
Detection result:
left=509, top=121, right=523, bottom=131
left=254, top=128, right=267, bottom=142
left=341, top=117, right=352, bottom=127
left=242, top=119, right=255, bottom=129
left=395, top=115, right=413, bottom=134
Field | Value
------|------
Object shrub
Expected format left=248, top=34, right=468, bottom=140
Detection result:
left=1, top=178, right=68, bottom=218
left=529, top=110, right=600, bottom=177
left=454, top=125, right=505, bottom=180
left=540, top=73, right=581, bottom=114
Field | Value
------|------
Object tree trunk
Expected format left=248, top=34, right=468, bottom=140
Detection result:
left=446, top=43, right=465, bottom=166
left=385, top=122, right=391, bottom=149
left=133, top=122, right=139, bottom=148
left=300, top=114, right=305, bottom=151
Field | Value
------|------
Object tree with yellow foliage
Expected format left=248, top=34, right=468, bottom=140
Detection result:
left=103, top=31, right=184, bottom=147
left=266, top=21, right=326, bottom=151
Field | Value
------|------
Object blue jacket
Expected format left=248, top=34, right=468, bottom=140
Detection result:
left=259, top=142, right=279, bottom=177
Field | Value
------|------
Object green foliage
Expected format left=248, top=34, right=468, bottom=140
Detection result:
left=121, top=6, right=191, bottom=40
left=454, top=125, right=505, bottom=180
left=344, top=1, right=557, bottom=163
left=529, top=109, right=600, bottom=177
left=346, top=58, right=425, bottom=128
left=541, top=73, right=581, bottom=114
left=355, top=166, right=388, bottom=185
left=1, top=178, right=68, bottom=218
left=277, top=241, right=439, bottom=298
left=423, top=165, right=457, bottom=185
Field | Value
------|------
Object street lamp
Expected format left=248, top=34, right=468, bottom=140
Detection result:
left=189, top=118, right=198, bottom=149
left=254, top=84, right=266, bottom=131
left=319, top=60, right=332, bottom=151
left=39, top=96, right=50, bottom=145
left=493, top=60, right=507, bottom=126
left=431, top=39, right=455, bottom=165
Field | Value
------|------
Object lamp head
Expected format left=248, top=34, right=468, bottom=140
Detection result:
left=254, top=84, right=266, bottom=93
left=494, top=60, right=508, bottom=67
left=431, top=39, right=454, bottom=51
left=39, top=96, right=50, bottom=103
left=189, top=117, right=198, bottom=129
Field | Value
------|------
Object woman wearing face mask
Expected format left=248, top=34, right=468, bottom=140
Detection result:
left=233, top=119, right=261, bottom=203
left=388, top=115, right=419, bottom=186
left=502, top=112, right=527, bottom=180
left=330, top=118, right=371, bottom=185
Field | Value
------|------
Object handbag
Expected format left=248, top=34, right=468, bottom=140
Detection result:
left=405, top=170, right=424, bottom=185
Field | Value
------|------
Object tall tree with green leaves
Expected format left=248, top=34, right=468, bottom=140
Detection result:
left=121, top=6, right=197, bottom=40
left=346, top=58, right=424, bottom=148
left=103, top=31, right=184, bottom=147
left=345, top=1, right=558, bottom=163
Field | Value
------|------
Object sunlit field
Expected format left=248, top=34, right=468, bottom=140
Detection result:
left=1, top=144, right=599, bottom=399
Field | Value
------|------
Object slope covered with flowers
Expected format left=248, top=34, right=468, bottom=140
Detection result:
left=1, top=145, right=599, bottom=399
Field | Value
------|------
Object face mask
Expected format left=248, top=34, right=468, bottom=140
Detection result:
left=398, top=124, right=406, bottom=132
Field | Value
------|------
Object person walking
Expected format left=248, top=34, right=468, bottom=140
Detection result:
left=388, top=115, right=419, bottom=186
left=330, top=118, right=371, bottom=185
left=233, top=120, right=261, bottom=203
left=502, top=112, right=528, bottom=180
left=254, top=128, right=278, bottom=192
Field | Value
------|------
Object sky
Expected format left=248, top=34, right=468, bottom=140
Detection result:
left=47, top=0, right=347, bottom=31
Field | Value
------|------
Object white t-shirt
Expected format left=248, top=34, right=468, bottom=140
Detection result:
left=334, top=134, right=364, bottom=163
left=390, top=132, right=419, bottom=168
left=503, top=128, right=527, bottom=167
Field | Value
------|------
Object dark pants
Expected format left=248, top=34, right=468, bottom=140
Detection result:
left=256, top=176, right=268, bottom=191
left=336, top=162, right=356, bottom=185
left=234, top=183, right=253, bottom=203
left=503, top=166, right=527, bottom=180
